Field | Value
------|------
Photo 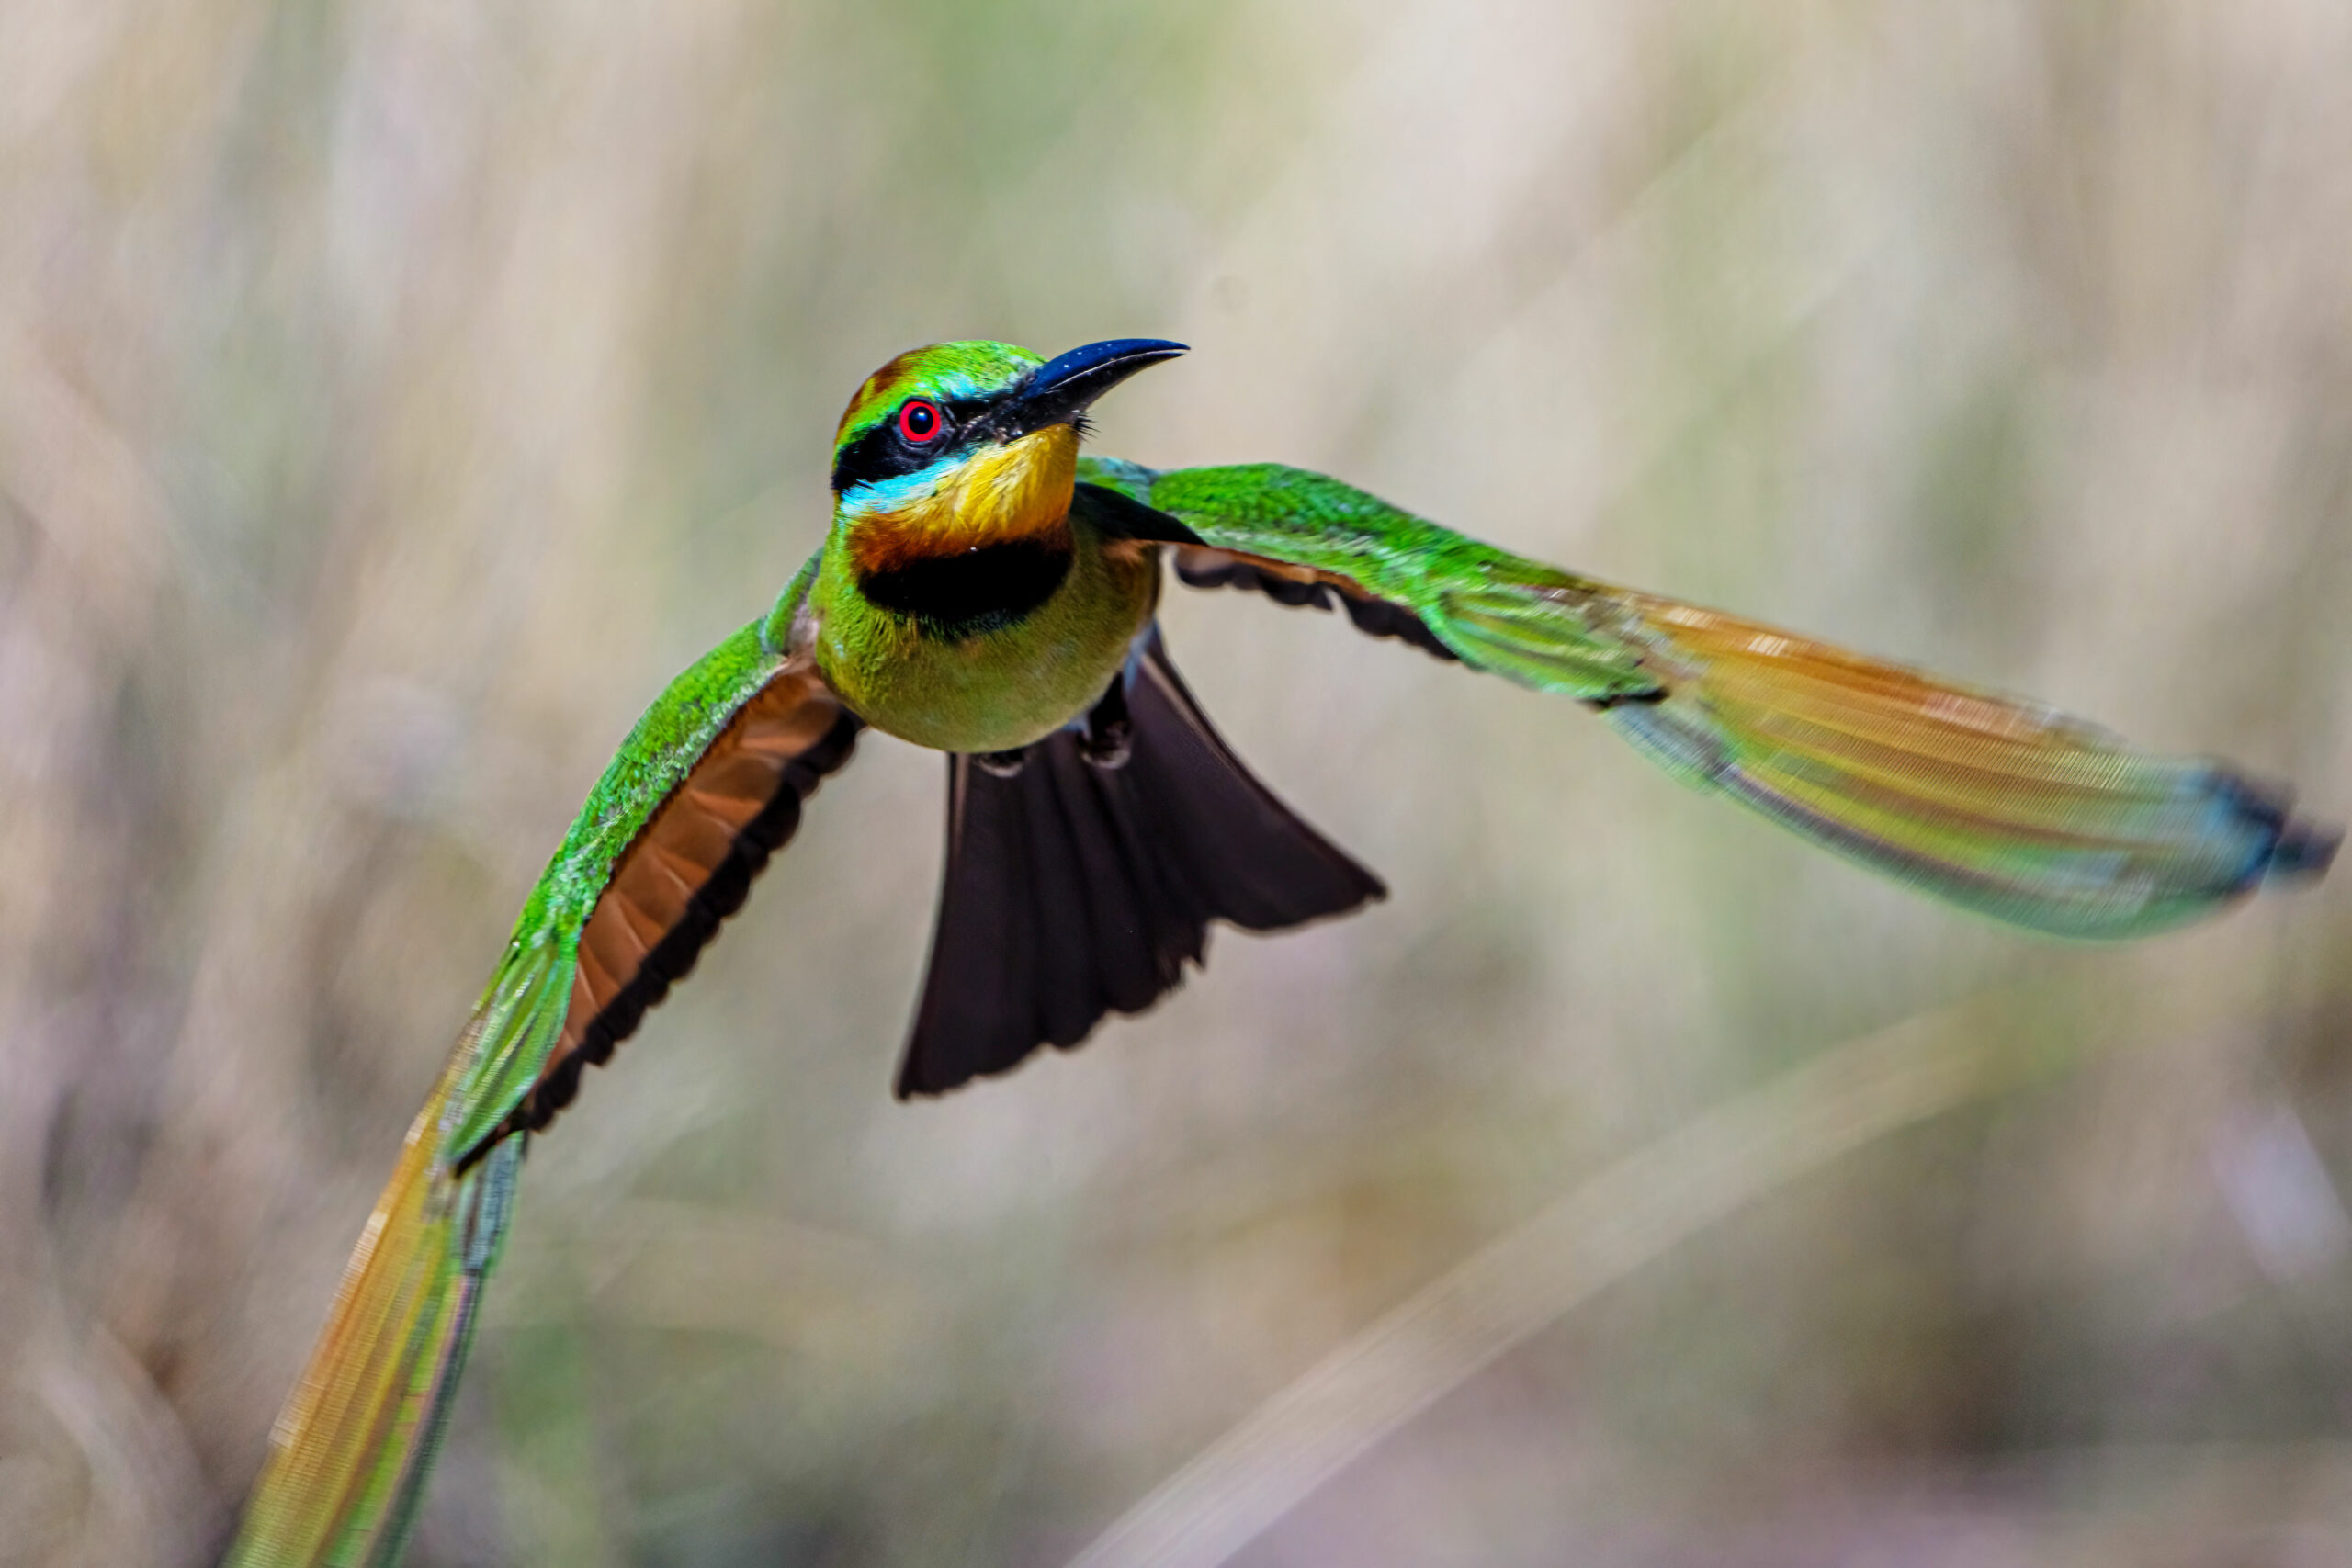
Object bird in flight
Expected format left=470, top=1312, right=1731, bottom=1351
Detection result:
left=226, top=338, right=2335, bottom=1564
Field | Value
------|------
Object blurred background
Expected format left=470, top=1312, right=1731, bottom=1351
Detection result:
left=4, top=1, right=2350, bottom=1562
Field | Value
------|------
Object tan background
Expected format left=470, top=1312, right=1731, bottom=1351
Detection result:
left=3, top=1, right=2349, bottom=1562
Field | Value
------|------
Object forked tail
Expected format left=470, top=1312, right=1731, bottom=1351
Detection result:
left=896, top=627, right=1385, bottom=1095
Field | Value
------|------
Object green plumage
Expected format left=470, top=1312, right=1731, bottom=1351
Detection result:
left=1091, top=457, right=1662, bottom=696
left=227, top=340, right=2334, bottom=1567
left=449, top=621, right=790, bottom=1158
left=807, top=489, right=1157, bottom=751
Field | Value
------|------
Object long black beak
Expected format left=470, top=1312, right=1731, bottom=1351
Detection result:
left=999, top=338, right=1187, bottom=438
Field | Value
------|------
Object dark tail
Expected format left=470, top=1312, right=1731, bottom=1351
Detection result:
left=896, top=626, right=1385, bottom=1097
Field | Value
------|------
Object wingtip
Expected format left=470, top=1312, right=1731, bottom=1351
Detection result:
left=2218, top=770, right=2340, bottom=887
left=2269, top=816, right=2342, bottom=885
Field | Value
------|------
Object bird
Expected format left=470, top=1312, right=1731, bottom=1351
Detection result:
left=225, top=337, right=2336, bottom=1563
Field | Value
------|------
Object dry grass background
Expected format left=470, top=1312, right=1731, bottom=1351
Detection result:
left=2, top=1, right=2349, bottom=1563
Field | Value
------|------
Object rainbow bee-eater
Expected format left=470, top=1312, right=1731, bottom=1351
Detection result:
left=227, top=338, right=2336, bottom=1564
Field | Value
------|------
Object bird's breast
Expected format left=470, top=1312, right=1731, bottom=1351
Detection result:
left=814, top=524, right=1158, bottom=754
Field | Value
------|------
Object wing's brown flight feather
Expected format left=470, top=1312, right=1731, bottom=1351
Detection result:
left=502, top=661, right=861, bottom=1139
left=662, top=811, right=739, bottom=878
left=564, top=967, right=599, bottom=1040
left=1165, top=522, right=2330, bottom=935
left=640, top=843, right=701, bottom=901
left=607, top=886, right=668, bottom=948
left=579, top=920, right=638, bottom=1005
left=1171, top=545, right=1458, bottom=661
left=573, top=941, right=623, bottom=1018
left=685, top=761, right=772, bottom=819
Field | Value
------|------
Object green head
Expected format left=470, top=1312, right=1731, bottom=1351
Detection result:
left=828, top=338, right=1185, bottom=531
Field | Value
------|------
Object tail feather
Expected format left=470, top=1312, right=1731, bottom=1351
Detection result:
left=897, top=628, right=1383, bottom=1097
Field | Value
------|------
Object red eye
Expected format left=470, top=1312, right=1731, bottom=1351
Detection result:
left=898, top=400, right=942, bottom=443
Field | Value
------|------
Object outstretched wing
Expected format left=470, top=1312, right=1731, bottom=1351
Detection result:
left=224, top=979, right=543, bottom=1568
left=227, top=643, right=859, bottom=1567
left=1080, top=458, right=2336, bottom=938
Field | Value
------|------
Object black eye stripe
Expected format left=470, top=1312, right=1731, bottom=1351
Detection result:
left=830, top=396, right=997, bottom=493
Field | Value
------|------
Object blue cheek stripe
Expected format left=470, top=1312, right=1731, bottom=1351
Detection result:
left=842, top=468, right=948, bottom=517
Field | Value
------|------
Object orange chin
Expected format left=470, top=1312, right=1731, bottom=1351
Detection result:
left=847, top=423, right=1080, bottom=577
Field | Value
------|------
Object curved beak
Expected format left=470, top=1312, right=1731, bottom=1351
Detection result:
left=998, top=338, right=1187, bottom=439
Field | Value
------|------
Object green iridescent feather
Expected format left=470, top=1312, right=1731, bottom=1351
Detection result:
left=228, top=344, right=2332, bottom=1568
left=1088, top=457, right=2331, bottom=937
left=225, top=622, right=794, bottom=1566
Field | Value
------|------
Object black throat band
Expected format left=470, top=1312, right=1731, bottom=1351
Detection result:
left=856, top=536, right=1074, bottom=641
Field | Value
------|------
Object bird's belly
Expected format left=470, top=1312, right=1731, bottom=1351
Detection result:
left=816, top=544, right=1156, bottom=754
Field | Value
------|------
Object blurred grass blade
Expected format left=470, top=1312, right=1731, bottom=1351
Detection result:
left=1064, top=1001, right=2028, bottom=1568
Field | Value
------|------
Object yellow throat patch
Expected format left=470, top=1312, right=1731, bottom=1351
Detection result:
left=848, top=424, right=1080, bottom=577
